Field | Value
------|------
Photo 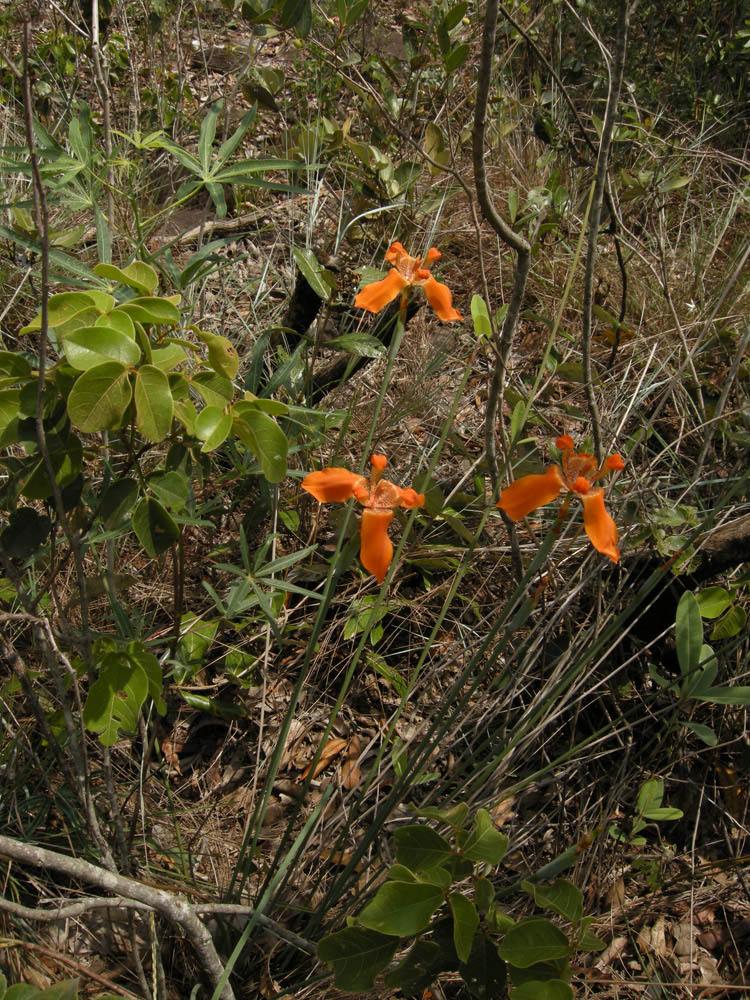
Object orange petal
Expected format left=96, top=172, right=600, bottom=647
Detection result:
left=396, top=487, right=424, bottom=510
left=581, top=489, right=620, bottom=563
left=354, top=269, right=409, bottom=312
left=497, top=466, right=563, bottom=521
left=385, top=242, right=407, bottom=264
left=360, top=509, right=394, bottom=583
left=556, top=434, right=575, bottom=450
left=422, top=275, right=462, bottom=322
left=605, top=453, right=625, bottom=471
left=302, top=467, right=364, bottom=503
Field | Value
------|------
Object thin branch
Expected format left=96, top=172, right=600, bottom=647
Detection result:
left=580, top=0, right=633, bottom=459
left=472, top=0, right=531, bottom=494
left=0, top=834, right=236, bottom=1000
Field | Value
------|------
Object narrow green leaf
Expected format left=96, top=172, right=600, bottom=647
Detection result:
left=675, top=591, right=702, bottom=676
left=695, top=685, right=750, bottom=706
left=471, top=295, right=492, bottom=338
left=293, top=246, right=331, bottom=300
left=450, top=891, right=479, bottom=963
left=199, top=102, right=221, bottom=176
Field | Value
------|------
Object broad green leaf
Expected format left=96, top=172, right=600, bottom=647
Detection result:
left=696, top=685, right=750, bottom=705
left=132, top=497, right=179, bottom=557
left=94, top=260, right=159, bottom=294
left=513, top=980, right=573, bottom=1000
left=684, top=721, right=717, bottom=746
left=395, top=824, right=453, bottom=871
left=116, top=297, right=180, bottom=327
left=450, top=891, right=479, bottom=963
left=471, top=295, right=492, bottom=338
left=151, top=343, right=187, bottom=371
left=192, top=371, right=234, bottom=407
left=233, top=407, right=288, bottom=482
left=636, top=778, right=664, bottom=815
left=80, top=291, right=115, bottom=314
left=444, top=42, right=470, bottom=73
left=641, top=806, right=683, bottom=821
left=0, top=352, right=31, bottom=378
left=67, top=361, right=133, bottom=432
left=293, top=246, right=331, bottom=300
left=134, top=365, right=173, bottom=441
left=0, top=388, right=20, bottom=438
left=177, top=614, right=219, bottom=675
left=317, top=927, right=398, bottom=992
left=695, top=586, right=732, bottom=619
left=579, top=927, right=606, bottom=952
left=498, top=918, right=569, bottom=968
left=325, top=332, right=385, bottom=358
left=96, top=309, right=135, bottom=339
left=358, top=881, right=443, bottom=937
left=194, top=328, right=239, bottom=380
left=63, top=326, right=142, bottom=370
left=524, top=879, right=583, bottom=923
left=21, top=291, right=97, bottom=332
left=411, top=802, right=470, bottom=829
left=475, top=876, right=495, bottom=914
left=462, top=808, right=509, bottom=865
left=675, top=591, right=702, bottom=676
left=383, top=939, right=443, bottom=991
left=710, top=605, right=746, bottom=640
left=83, top=656, right=148, bottom=745
left=98, top=478, right=139, bottom=529
left=148, top=470, right=189, bottom=511
left=0, top=506, right=51, bottom=559
left=658, top=174, right=691, bottom=193
left=458, top=930, right=508, bottom=999
left=195, top=405, right=233, bottom=452
left=127, top=641, right=166, bottom=715
left=20, top=433, right=82, bottom=500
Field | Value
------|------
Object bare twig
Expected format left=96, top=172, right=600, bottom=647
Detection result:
left=0, top=834, right=236, bottom=1000
left=580, top=0, right=634, bottom=459
left=472, top=0, right=531, bottom=492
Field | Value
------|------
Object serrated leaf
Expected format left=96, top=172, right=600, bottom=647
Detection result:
left=498, top=918, right=569, bottom=968
left=317, top=926, right=398, bottom=992
left=358, top=881, right=443, bottom=937
left=83, top=656, right=148, bottom=745
left=134, top=364, right=173, bottom=441
left=63, top=326, right=142, bottom=370
left=450, top=891, right=479, bottom=963
left=67, top=361, right=133, bottom=432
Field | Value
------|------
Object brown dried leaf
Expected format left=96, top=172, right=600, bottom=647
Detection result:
left=300, top=737, right=347, bottom=781
left=491, top=795, right=516, bottom=828
left=341, top=734, right=362, bottom=791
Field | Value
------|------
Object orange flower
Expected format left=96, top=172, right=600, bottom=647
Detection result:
left=354, top=242, right=462, bottom=322
left=497, top=435, right=625, bottom=563
left=302, top=453, right=425, bottom=583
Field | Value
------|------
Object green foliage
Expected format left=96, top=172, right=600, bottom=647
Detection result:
left=317, top=806, right=601, bottom=997
left=0, top=975, right=79, bottom=1000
